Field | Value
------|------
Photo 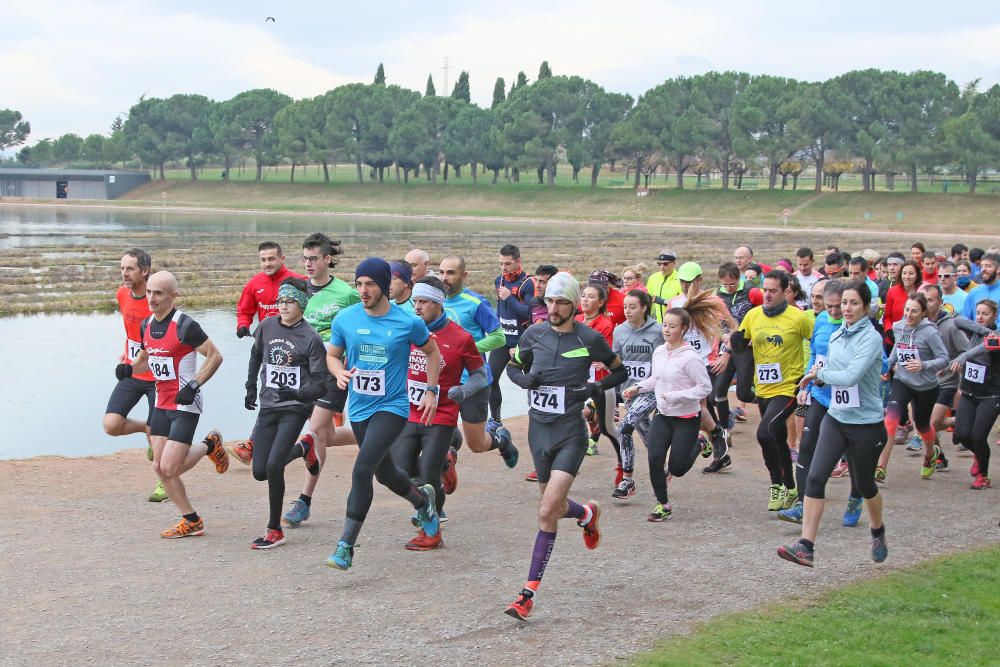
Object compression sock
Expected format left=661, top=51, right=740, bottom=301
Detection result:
left=183, top=512, right=200, bottom=523
left=526, top=530, right=557, bottom=590
left=295, top=432, right=316, bottom=457
left=406, top=485, right=428, bottom=509
left=299, top=493, right=312, bottom=507
left=871, top=524, right=886, bottom=539
left=340, top=518, right=363, bottom=545
left=564, top=499, right=590, bottom=524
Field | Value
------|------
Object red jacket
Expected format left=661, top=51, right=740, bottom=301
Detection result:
left=236, top=265, right=304, bottom=330
left=882, top=283, right=910, bottom=335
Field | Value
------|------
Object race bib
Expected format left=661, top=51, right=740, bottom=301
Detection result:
left=832, top=385, right=861, bottom=408
left=126, top=339, right=142, bottom=362
left=897, top=346, right=921, bottom=364
left=588, top=363, right=601, bottom=383
left=685, top=329, right=709, bottom=359
left=265, top=364, right=300, bottom=390
left=814, top=354, right=827, bottom=370
left=500, top=317, right=519, bottom=337
left=803, top=391, right=812, bottom=406
left=352, top=369, right=385, bottom=396
left=625, top=360, right=651, bottom=380
left=147, top=355, right=176, bottom=381
left=528, top=385, right=566, bottom=414
left=964, top=362, right=987, bottom=384
left=408, top=379, right=427, bottom=405
left=756, top=363, right=783, bottom=385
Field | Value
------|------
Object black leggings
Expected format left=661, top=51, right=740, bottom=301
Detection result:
left=488, top=347, right=512, bottom=422
left=346, top=412, right=417, bottom=523
left=756, top=395, right=798, bottom=488
left=392, top=422, right=455, bottom=512
left=796, top=401, right=861, bottom=499
left=712, top=350, right=756, bottom=426
left=252, top=408, right=309, bottom=530
left=646, top=413, right=701, bottom=505
left=594, top=387, right=622, bottom=465
left=806, top=416, right=886, bottom=500
left=886, top=380, right=938, bottom=433
left=954, top=393, right=1000, bottom=476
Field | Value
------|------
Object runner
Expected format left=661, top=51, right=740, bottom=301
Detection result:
left=391, top=276, right=486, bottom=549
left=621, top=264, right=648, bottom=293
left=325, top=258, right=442, bottom=571
left=405, top=248, right=432, bottom=281
left=503, top=272, right=628, bottom=621
left=794, top=247, right=824, bottom=296
left=530, top=265, right=559, bottom=325
left=103, top=249, right=164, bottom=502
left=731, top=271, right=814, bottom=510
left=878, top=253, right=904, bottom=301
left=622, top=294, right=716, bottom=522
left=389, top=260, right=415, bottom=312
left=921, top=283, right=968, bottom=472
left=490, top=244, right=535, bottom=430
left=576, top=283, right=621, bottom=471
left=777, top=280, right=888, bottom=567
left=882, top=260, right=922, bottom=335
left=647, top=249, right=681, bottom=321
left=244, top=277, right=326, bottom=549
left=877, top=292, right=950, bottom=481
left=589, top=270, right=626, bottom=325
left=961, top=252, right=1000, bottom=325
left=910, top=242, right=926, bottom=264
left=281, top=233, right=360, bottom=528
left=612, top=289, right=662, bottom=499
left=119, top=271, right=228, bottom=538
left=951, top=243, right=969, bottom=264
left=937, top=261, right=968, bottom=314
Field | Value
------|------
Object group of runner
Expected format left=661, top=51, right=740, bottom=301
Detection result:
left=102, top=235, right=1000, bottom=620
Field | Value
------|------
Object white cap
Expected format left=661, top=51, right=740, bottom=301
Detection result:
left=544, top=272, right=581, bottom=308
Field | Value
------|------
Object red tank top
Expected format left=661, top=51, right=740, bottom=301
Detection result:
left=143, top=310, right=201, bottom=413
left=117, top=286, right=154, bottom=381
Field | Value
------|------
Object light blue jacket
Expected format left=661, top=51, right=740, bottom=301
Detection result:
left=816, top=316, right=885, bottom=424
left=806, top=311, right=842, bottom=408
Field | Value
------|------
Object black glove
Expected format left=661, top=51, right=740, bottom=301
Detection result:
left=236, top=326, right=251, bottom=339
left=245, top=385, right=258, bottom=410
left=175, top=381, right=200, bottom=406
left=276, top=385, right=303, bottom=402
left=115, top=363, right=133, bottom=380
left=587, top=382, right=604, bottom=401
left=514, top=348, right=533, bottom=372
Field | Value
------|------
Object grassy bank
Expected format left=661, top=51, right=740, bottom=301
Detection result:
left=632, top=543, right=1000, bottom=666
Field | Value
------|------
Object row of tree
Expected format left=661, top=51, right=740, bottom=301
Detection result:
left=6, top=62, right=1000, bottom=192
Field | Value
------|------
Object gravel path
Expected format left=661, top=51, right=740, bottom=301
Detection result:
left=3, top=415, right=998, bottom=666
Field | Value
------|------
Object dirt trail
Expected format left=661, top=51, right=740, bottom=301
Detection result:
left=3, top=414, right=998, bottom=665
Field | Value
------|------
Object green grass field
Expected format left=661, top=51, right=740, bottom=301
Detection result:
left=632, top=543, right=1000, bottom=666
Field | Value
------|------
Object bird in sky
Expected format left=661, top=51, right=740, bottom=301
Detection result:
left=265, top=16, right=276, bottom=22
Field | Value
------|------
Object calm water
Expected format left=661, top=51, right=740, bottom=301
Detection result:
left=1, top=205, right=533, bottom=459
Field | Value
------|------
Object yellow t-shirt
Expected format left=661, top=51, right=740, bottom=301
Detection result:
left=739, top=305, right=815, bottom=398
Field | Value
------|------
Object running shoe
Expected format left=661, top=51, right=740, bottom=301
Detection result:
left=698, top=432, right=712, bottom=458
left=871, top=533, right=888, bottom=563
left=405, top=529, right=443, bottom=551
left=442, top=449, right=458, bottom=495
left=504, top=588, right=534, bottom=621
left=935, top=456, right=949, bottom=471
left=612, top=477, right=636, bottom=500
left=732, top=406, right=747, bottom=422
left=251, top=528, right=286, bottom=550
left=777, top=539, right=814, bottom=567
left=777, top=501, right=803, bottom=524
left=971, top=458, right=981, bottom=477
left=614, top=464, right=624, bottom=487
left=525, top=470, right=538, bottom=482
left=415, top=484, right=440, bottom=538
left=204, top=429, right=228, bottom=474
left=451, top=428, right=464, bottom=452
left=586, top=439, right=599, bottom=456
left=843, top=496, right=864, bottom=527
left=971, top=474, right=992, bottom=490
left=894, top=424, right=913, bottom=444
left=579, top=501, right=601, bottom=549
left=148, top=479, right=168, bottom=503
left=783, top=486, right=799, bottom=510
left=905, top=435, right=923, bottom=452
left=830, top=460, right=850, bottom=478
left=921, top=445, right=941, bottom=479
left=326, top=540, right=354, bottom=570
left=875, top=465, right=887, bottom=484
left=647, top=502, right=672, bottom=522
left=145, top=434, right=154, bottom=462
left=767, top=484, right=784, bottom=511
left=230, top=439, right=253, bottom=466
left=702, top=455, right=732, bottom=474
left=160, top=516, right=204, bottom=539
left=301, top=435, right=320, bottom=476
left=439, top=508, right=447, bottom=523
left=282, top=498, right=311, bottom=527
left=496, top=427, right=519, bottom=469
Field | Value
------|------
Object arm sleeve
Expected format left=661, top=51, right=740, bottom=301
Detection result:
left=598, top=362, right=629, bottom=390
left=948, top=326, right=970, bottom=357
left=460, top=364, right=489, bottom=395
left=953, top=341, right=990, bottom=366
left=954, top=317, right=990, bottom=337
left=506, top=365, right=538, bottom=389
left=476, top=325, right=506, bottom=354
left=817, top=332, right=882, bottom=387
left=236, top=281, right=257, bottom=329
left=246, top=329, right=263, bottom=390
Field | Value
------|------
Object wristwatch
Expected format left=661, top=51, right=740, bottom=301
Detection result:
left=424, top=385, right=440, bottom=395
left=187, top=380, right=201, bottom=393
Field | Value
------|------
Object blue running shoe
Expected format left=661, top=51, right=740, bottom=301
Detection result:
left=871, top=533, right=888, bottom=563
left=416, top=484, right=440, bottom=537
left=326, top=540, right=353, bottom=570
left=843, top=496, right=863, bottom=527
left=496, top=427, right=519, bottom=469
left=905, top=435, right=923, bottom=452
left=777, top=501, right=803, bottom=524
left=282, top=498, right=311, bottom=527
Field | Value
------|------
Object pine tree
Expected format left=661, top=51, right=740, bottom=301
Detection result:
left=425, top=74, right=436, bottom=97
left=374, top=63, right=386, bottom=85
left=516, top=71, right=528, bottom=88
left=491, top=77, right=506, bottom=108
left=451, top=71, right=471, bottom=103
left=538, top=61, right=552, bottom=79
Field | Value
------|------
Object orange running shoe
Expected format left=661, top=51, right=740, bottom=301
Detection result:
left=405, top=529, right=443, bottom=551
left=204, top=429, right=228, bottom=474
left=525, top=470, right=538, bottom=482
left=160, top=516, right=205, bottom=539
left=442, top=449, right=458, bottom=495
left=230, top=439, right=253, bottom=466
left=579, top=500, right=601, bottom=550
left=504, top=588, right=535, bottom=621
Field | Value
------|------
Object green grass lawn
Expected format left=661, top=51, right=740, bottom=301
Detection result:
left=632, top=543, right=1000, bottom=666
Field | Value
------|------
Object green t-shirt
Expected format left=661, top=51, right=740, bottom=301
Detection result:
left=304, top=277, right=361, bottom=342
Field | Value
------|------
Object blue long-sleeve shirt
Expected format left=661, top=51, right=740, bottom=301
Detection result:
left=961, top=281, right=1000, bottom=325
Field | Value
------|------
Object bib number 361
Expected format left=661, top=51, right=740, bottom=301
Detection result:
left=353, top=369, right=385, bottom=396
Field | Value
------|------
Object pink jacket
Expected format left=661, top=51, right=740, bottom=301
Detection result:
left=636, top=343, right=712, bottom=416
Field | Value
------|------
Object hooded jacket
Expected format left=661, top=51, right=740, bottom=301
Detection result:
left=805, top=311, right=843, bottom=408
left=931, top=309, right=969, bottom=390
left=888, top=317, right=950, bottom=390
left=816, top=316, right=885, bottom=424
left=613, top=316, right=664, bottom=390
left=635, top=342, right=711, bottom=417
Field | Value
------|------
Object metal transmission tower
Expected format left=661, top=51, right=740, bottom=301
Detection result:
left=442, top=57, right=450, bottom=96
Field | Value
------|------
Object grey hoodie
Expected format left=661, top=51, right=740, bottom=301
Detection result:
left=613, top=316, right=664, bottom=390
left=930, top=309, right=969, bottom=389
left=888, top=317, right=950, bottom=390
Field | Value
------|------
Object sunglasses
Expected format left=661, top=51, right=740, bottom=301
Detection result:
left=277, top=298, right=299, bottom=305
left=658, top=261, right=674, bottom=266
left=937, top=273, right=955, bottom=279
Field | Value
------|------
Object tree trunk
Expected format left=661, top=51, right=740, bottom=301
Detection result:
left=969, top=171, right=978, bottom=193
left=768, top=162, right=779, bottom=189
left=720, top=154, right=731, bottom=190
left=290, top=161, right=296, bottom=182
left=814, top=153, right=824, bottom=193
left=864, top=159, right=874, bottom=191
left=159, top=163, right=165, bottom=180
left=255, top=153, right=263, bottom=181
left=443, top=163, right=449, bottom=182
left=404, top=168, right=409, bottom=184
left=910, top=163, right=918, bottom=193
left=625, top=167, right=631, bottom=181
left=492, top=168, right=499, bottom=184
left=432, top=160, right=439, bottom=184
left=546, top=156, right=556, bottom=186
left=537, top=165, right=544, bottom=184
left=378, top=166, right=384, bottom=183
left=471, top=162, right=478, bottom=184
left=189, top=154, right=197, bottom=180
left=887, top=173, right=895, bottom=191
left=322, top=160, right=330, bottom=182
left=675, top=164, right=684, bottom=189
left=455, top=165, right=462, bottom=178
left=781, top=173, right=788, bottom=189
left=504, top=166, right=509, bottom=182
left=633, top=158, right=643, bottom=188
left=590, top=161, right=601, bottom=187
left=513, top=167, right=520, bottom=182
left=395, top=164, right=400, bottom=183
left=792, top=174, right=798, bottom=190
left=355, top=157, right=363, bottom=182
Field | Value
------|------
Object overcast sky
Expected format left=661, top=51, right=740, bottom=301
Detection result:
left=8, top=0, right=1000, bottom=142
